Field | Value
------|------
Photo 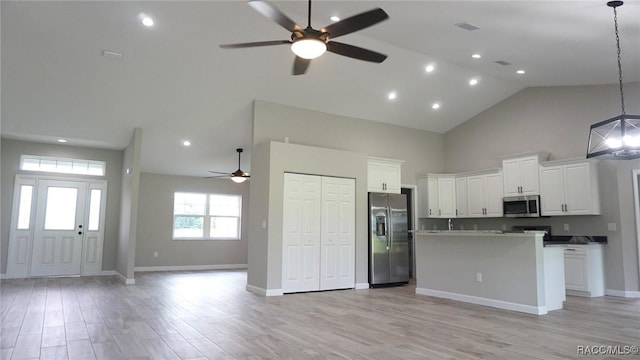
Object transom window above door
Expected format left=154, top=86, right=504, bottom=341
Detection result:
left=20, top=155, right=105, bottom=176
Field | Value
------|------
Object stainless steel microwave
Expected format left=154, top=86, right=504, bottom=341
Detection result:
left=503, top=195, right=541, bottom=217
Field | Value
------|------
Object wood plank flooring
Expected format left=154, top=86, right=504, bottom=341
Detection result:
left=1, top=270, right=639, bottom=359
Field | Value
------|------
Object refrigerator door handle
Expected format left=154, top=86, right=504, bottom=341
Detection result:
left=387, top=206, right=392, bottom=250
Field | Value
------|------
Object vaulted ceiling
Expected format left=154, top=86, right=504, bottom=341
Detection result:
left=2, top=1, right=639, bottom=176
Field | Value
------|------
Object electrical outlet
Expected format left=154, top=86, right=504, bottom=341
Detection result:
left=564, top=224, right=570, bottom=231
left=153, top=251, right=158, bottom=258
left=608, top=223, right=617, bottom=231
left=501, top=224, right=507, bottom=231
left=473, top=224, right=478, bottom=230
left=476, top=273, right=482, bottom=282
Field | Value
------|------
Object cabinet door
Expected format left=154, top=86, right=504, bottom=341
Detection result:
left=455, top=177, right=468, bottom=217
left=320, top=177, right=355, bottom=290
left=381, top=163, right=401, bottom=194
left=539, top=165, right=565, bottom=216
left=466, top=175, right=485, bottom=217
left=416, top=177, right=430, bottom=218
left=427, top=177, right=439, bottom=217
left=484, top=173, right=504, bottom=217
left=564, top=254, right=587, bottom=291
left=438, top=176, right=456, bottom=218
left=367, top=162, right=384, bottom=192
left=520, top=157, right=541, bottom=195
left=502, top=159, right=521, bottom=196
left=564, top=163, right=593, bottom=215
left=283, top=174, right=322, bottom=293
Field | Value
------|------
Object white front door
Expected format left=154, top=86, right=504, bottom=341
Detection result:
left=30, top=180, right=87, bottom=276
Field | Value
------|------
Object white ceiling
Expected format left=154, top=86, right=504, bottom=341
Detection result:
left=2, top=1, right=639, bottom=177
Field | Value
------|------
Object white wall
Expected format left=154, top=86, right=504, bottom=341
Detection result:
left=135, top=173, right=249, bottom=268
left=443, top=83, right=640, bottom=293
left=0, top=138, right=123, bottom=273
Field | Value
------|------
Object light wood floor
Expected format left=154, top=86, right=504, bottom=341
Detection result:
left=1, top=270, right=639, bottom=360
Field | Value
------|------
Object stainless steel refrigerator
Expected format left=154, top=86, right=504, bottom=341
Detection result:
left=369, top=192, right=410, bottom=286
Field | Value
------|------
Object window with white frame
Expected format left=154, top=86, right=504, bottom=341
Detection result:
left=173, top=192, right=241, bottom=240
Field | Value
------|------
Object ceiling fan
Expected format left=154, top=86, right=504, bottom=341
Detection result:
left=207, top=148, right=250, bottom=183
left=219, top=0, right=389, bottom=75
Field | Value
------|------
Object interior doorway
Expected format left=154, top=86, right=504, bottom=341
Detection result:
left=6, top=175, right=107, bottom=278
left=632, top=169, right=640, bottom=281
left=401, top=187, right=415, bottom=278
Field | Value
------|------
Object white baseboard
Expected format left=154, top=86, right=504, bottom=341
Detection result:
left=0, top=273, right=5, bottom=280
left=606, top=289, right=640, bottom=298
left=134, top=264, right=247, bottom=272
left=2, top=271, right=116, bottom=280
left=416, top=287, right=547, bottom=315
left=245, top=284, right=283, bottom=297
left=355, top=282, right=370, bottom=289
left=115, top=271, right=135, bottom=285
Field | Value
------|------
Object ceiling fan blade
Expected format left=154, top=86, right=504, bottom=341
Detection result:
left=293, top=56, right=311, bottom=75
left=327, top=41, right=387, bottom=63
left=208, top=170, right=231, bottom=175
left=248, top=0, right=302, bottom=33
left=220, top=40, right=291, bottom=49
left=322, top=8, right=388, bottom=39
left=205, top=175, right=230, bottom=179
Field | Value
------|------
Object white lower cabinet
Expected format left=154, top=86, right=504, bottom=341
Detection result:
left=282, top=173, right=355, bottom=293
left=564, top=244, right=605, bottom=297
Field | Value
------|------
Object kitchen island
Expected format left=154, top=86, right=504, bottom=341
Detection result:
left=414, top=231, right=565, bottom=315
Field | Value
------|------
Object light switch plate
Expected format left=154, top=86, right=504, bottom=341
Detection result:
left=608, top=223, right=617, bottom=231
left=564, top=224, right=570, bottom=231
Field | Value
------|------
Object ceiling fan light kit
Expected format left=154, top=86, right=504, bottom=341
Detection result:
left=208, top=148, right=251, bottom=183
left=220, top=0, right=389, bottom=75
left=586, top=1, right=640, bottom=160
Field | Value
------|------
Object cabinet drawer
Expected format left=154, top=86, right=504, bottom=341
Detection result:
left=564, top=246, right=586, bottom=255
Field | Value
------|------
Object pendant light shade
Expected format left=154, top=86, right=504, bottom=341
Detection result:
left=586, top=1, right=640, bottom=160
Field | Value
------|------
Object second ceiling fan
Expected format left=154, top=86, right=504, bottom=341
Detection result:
left=220, top=0, right=389, bottom=75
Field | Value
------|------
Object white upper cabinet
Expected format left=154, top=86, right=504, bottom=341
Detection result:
left=368, top=158, right=402, bottom=194
left=417, top=174, right=456, bottom=218
left=502, top=154, right=548, bottom=196
left=466, top=171, right=503, bottom=218
left=455, top=177, right=468, bottom=218
left=539, top=160, right=600, bottom=216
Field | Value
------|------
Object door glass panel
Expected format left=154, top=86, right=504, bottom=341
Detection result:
left=88, top=189, right=101, bottom=231
left=44, top=187, right=78, bottom=230
left=17, top=185, right=33, bottom=229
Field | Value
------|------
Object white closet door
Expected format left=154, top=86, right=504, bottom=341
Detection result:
left=283, top=173, right=322, bottom=293
left=320, top=177, right=355, bottom=290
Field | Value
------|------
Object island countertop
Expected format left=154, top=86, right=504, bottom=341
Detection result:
left=413, top=231, right=565, bottom=315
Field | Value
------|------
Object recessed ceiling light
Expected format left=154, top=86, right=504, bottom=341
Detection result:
left=182, top=140, right=191, bottom=147
left=469, top=78, right=479, bottom=86
left=387, top=91, right=397, bottom=100
left=139, top=13, right=154, bottom=27
left=471, top=53, right=482, bottom=59
left=432, top=103, right=441, bottom=110
left=57, top=139, right=67, bottom=143
left=330, top=15, right=340, bottom=22
left=516, top=69, right=526, bottom=75
left=425, top=64, right=435, bottom=73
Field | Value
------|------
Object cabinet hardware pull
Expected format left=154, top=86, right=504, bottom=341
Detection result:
left=565, top=248, right=576, bottom=251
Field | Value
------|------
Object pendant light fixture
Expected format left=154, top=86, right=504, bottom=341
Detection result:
left=586, top=1, right=640, bottom=160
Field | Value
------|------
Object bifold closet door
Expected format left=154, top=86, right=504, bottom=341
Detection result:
left=283, top=173, right=322, bottom=293
left=320, top=177, right=355, bottom=290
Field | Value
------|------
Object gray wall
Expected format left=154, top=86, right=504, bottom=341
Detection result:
left=135, top=173, right=249, bottom=267
left=443, top=83, right=640, bottom=292
left=0, top=138, right=123, bottom=273
left=249, top=100, right=446, bottom=291
left=252, top=100, right=446, bottom=185
left=116, top=129, right=142, bottom=280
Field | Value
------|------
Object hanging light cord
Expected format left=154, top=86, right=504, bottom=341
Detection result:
left=612, top=5, right=626, bottom=115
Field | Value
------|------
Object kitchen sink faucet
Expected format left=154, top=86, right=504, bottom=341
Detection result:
left=448, top=218, right=453, bottom=231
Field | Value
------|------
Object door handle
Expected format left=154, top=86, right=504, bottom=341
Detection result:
left=78, top=225, right=83, bottom=229
left=78, top=231, right=83, bottom=235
